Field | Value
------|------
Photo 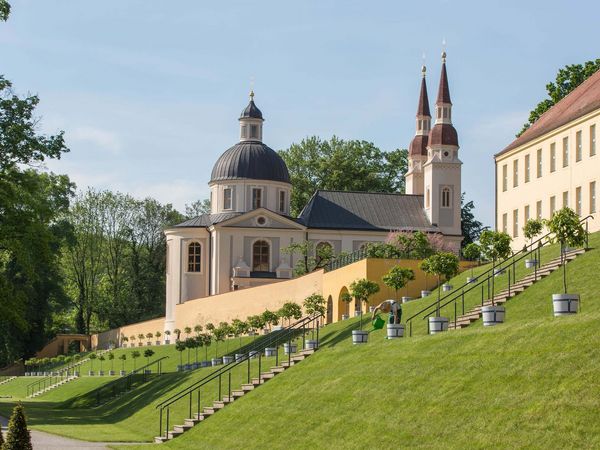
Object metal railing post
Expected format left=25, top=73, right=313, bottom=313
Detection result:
left=165, top=408, right=170, bottom=439
left=228, top=372, right=231, bottom=401
left=247, top=356, right=250, bottom=384
left=218, top=373, right=222, bottom=400
left=188, top=391, right=192, bottom=418
left=258, top=353, right=261, bottom=379
left=159, top=408, right=163, bottom=439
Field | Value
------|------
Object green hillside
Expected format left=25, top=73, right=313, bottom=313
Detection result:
left=117, top=232, right=600, bottom=449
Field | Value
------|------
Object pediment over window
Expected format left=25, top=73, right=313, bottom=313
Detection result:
left=215, top=208, right=305, bottom=230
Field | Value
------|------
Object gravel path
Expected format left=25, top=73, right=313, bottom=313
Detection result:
left=0, top=416, right=145, bottom=450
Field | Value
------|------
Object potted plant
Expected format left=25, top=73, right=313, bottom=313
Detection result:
left=303, top=293, right=326, bottom=349
left=479, top=230, right=512, bottom=326
left=163, top=330, right=171, bottom=345
left=129, top=335, right=136, bottom=347
left=523, top=218, right=543, bottom=268
left=121, top=336, right=129, bottom=348
left=131, top=350, right=141, bottom=371
left=340, top=292, right=352, bottom=320
left=97, top=355, right=105, bottom=376
left=231, top=318, right=248, bottom=360
left=184, top=326, right=192, bottom=339
left=143, top=349, right=155, bottom=374
left=382, top=266, right=415, bottom=338
left=118, top=354, right=127, bottom=376
left=155, top=331, right=162, bottom=346
left=107, top=352, right=115, bottom=376
left=349, top=278, right=380, bottom=344
left=545, top=207, right=586, bottom=316
left=175, top=340, right=186, bottom=371
left=201, top=333, right=212, bottom=367
left=173, top=328, right=181, bottom=342
left=137, top=334, right=144, bottom=347
left=211, top=324, right=227, bottom=366
left=88, top=353, right=97, bottom=376
left=419, top=259, right=432, bottom=298
left=145, top=332, right=153, bottom=346
left=420, top=252, right=459, bottom=334
left=262, top=310, right=279, bottom=332
left=462, top=243, right=481, bottom=283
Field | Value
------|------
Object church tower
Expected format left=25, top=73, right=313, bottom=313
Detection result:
left=406, top=65, right=431, bottom=195
left=423, top=51, right=463, bottom=249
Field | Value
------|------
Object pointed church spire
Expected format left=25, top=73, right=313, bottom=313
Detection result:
left=417, top=65, right=431, bottom=117
left=436, top=51, right=452, bottom=105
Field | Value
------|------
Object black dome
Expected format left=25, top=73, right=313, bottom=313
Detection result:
left=240, top=100, right=263, bottom=120
left=210, top=141, right=290, bottom=184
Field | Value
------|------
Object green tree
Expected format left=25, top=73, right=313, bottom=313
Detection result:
left=119, top=354, right=127, bottom=371
left=420, top=253, right=460, bottom=316
left=282, top=240, right=335, bottom=276
left=175, top=340, right=186, bottom=367
left=143, top=348, right=155, bottom=366
left=131, top=350, right=141, bottom=371
left=3, top=403, right=33, bottom=450
left=184, top=338, right=195, bottom=364
left=523, top=219, right=544, bottom=248
left=261, top=310, right=279, bottom=331
left=107, top=352, right=115, bottom=371
left=279, top=136, right=408, bottom=216
left=98, top=355, right=105, bottom=372
left=303, top=294, right=326, bottom=316
left=88, top=353, right=97, bottom=371
left=276, top=302, right=302, bottom=327
left=382, top=266, right=415, bottom=300
left=340, top=292, right=353, bottom=317
left=349, top=279, right=380, bottom=330
left=184, top=199, right=211, bottom=218
left=517, top=59, right=600, bottom=136
left=479, top=230, right=512, bottom=306
left=545, top=207, right=586, bottom=293
left=0, top=0, right=10, bottom=21
left=461, top=194, right=487, bottom=247
left=462, top=243, right=481, bottom=278
left=231, top=319, right=249, bottom=348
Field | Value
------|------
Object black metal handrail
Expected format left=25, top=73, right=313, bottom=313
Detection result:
left=26, top=372, right=74, bottom=397
left=156, top=314, right=322, bottom=439
left=405, top=215, right=593, bottom=335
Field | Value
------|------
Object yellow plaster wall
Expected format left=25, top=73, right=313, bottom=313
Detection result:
left=91, top=317, right=165, bottom=350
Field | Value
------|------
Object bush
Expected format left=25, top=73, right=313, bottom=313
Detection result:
left=3, top=403, right=32, bottom=450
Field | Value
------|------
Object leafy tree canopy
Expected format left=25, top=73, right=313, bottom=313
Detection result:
left=517, top=59, right=600, bottom=137
left=279, top=136, right=408, bottom=216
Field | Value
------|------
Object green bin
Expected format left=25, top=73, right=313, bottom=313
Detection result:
left=372, top=315, right=385, bottom=330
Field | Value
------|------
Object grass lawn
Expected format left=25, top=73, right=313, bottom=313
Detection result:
left=113, top=232, right=600, bottom=449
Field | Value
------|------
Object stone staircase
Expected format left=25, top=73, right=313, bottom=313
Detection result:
left=27, top=375, right=79, bottom=398
left=0, top=376, right=16, bottom=386
left=155, top=348, right=316, bottom=443
left=448, top=249, right=585, bottom=330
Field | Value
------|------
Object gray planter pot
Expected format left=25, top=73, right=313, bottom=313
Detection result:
left=235, top=353, right=245, bottom=362
left=264, top=347, right=277, bottom=357
left=352, top=330, right=369, bottom=344
left=201, top=361, right=211, bottom=368
left=283, top=343, right=297, bottom=355
left=192, top=362, right=201, bottom=370
left=481, top=305, right=505, bottom=326
left=442, top=284, right=453, bottom=292
left=108, top=370, right=115, bottom=376
left=428, top=317, right=449, bottom=335
left=146, top=342, right=152, bottom=346
left=176, top=365, right=184, bottom=372
left=467, top=277, right=477, bottom=284
left=119, top=370, right=126, bottom=376
left=144, top=369, right=152, bottom=374
left=354, top=310, right=362, bottom=317
left=74, top=371, right=80, bottom=377
left=305, top=340, right=318, bottom=350
left=386, top=323, right=404, bottom=339
left=88, top=371, right=95, bottom=376
left=98, top=371, right=105, bottom=376
left=401, top=296, right=412, bottom=303
left=164, top=340, right=170, bottom=345
left=211, top=358, right=223, bottom=366
left=525, top=259, right=538, bottom=269
left=421, top=290, right=431, bottom=298
left=342, top=314, right=349, bottom=320
left=552, top=293, right=579, bottom=316
left=222, top=355, right=234, bottom=364
left=248, top=351, right=259, bottom=359
left=184, top=364, right=192, bottom=371
left=155, top=341, right=161, bottom=346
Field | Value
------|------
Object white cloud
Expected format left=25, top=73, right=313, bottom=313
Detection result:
left=68, top=126, right=122, bottom=154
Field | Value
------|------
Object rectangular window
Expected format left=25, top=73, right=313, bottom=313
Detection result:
left=502, top=165, right=508, bottom=192
left=550, top=143, right=556, bottom=172
left=279, top=191, right=286, bottom=213
left=513, top=160, right=519, bottom=187
left=502, top=213, right=508, bottom=234
left=536, top=200, right=542, bottom=219
left=223, top=188, right=232, bottom=210
left=250, top=125, right=258, bottom=139
left=252, top=188, right=262, bottom=209
left=536, top=149, right=542, bottom=178
left=513, top=209, right=519, bottom=238
left=550, top=196, right=556, bottom=215
left=241, top=125, right=247, bottom=139
left=525, top=154, right=530, bottom=183
left=576, top=186, right=582, bottom=216
left=591, top=124, right=597, bottom=156
left=576, top=131, right=582, bottom=162
left=591, top=181, right=597, bottom=214
left=562, top=191, right=569, bottom=208
left=524, top=204, right=530, bottom=222
left=562, top=137, right=569, bottom=168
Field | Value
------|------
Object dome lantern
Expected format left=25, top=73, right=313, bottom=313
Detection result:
left=239, top=90, right=264, bottom=142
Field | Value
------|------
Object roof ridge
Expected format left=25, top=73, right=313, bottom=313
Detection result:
left=316, top=189, right=423, bottom=197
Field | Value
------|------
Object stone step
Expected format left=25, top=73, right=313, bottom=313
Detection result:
left=251, top=378, right=264, bottom=386
left=184, top=418, right=202, bottom=427
left=213, top=401, right=225, bottom=409
left=173, top=423, right=193, bottom=433
left=260, top=372, right=275, bottom=380
left=154, top=436, right=169, bottom=443
left=222, top=396, right=234, bottom=403
left=270, top=366, right=286, bottom=373
left=241, top=384, right=254, bottom=391
left=231, top=390, right=245, bottom=398
left=167, top=429, right=184, bottom=439
left=203, top=407, right=215, bottom=416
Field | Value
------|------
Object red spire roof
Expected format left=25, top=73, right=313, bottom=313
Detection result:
left=417, top=72, right=431, bottom=117
left=436, top=55, right=452, bottom=105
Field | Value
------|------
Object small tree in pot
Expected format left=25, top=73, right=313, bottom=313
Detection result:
left=382, top=266, right=415, bottom=303
left=261, top=310, right=279, bottom=332
left=523, top=219, right=544, bottom=268
left=303, top=293, right=326, bottom=347
left=88, top=353, right=97, bottom=375
left=173, top=328, right=181, bottom=341
left=98, top=355, right=105, bottom=376
left=121, top=336, right=128, bottom=348
left=340, top=292, right=352, bottom=319
left=164, top=329, right=171, bottom=344
left=119, top=354, right=127, bottom=375
left=137, top=334, right=145, bottom=347
left=107, top=352, right=115, bottom=375
left=175, top=340, right=186, bottom=370
left=479, top=230, right=512, bottom=326
left=420, top=252, right=459, bottom=333
left=231, top=319, right=248, bottom=349
left=155, top=331, right=161, bottom=345
left=146, top=332, right=153, bottom=346
left=350, top=278, right=380, bottom=332
left=131, top=350, right=141, bottom=371
left=545, top=207, right=586, bottom=316
left=462, top=243, right=481, bottom=283
left=143, top=348, right=155, bottom=373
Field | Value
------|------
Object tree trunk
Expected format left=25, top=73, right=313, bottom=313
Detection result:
left=437, top=275, right=441, bottom=317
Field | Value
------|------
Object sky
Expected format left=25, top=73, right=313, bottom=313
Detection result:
left=1, top=0, right=599, bottom=227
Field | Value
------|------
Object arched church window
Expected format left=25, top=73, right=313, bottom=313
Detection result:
left=442, top=187, right=451, bottom=208
left=252, top=240, right=270, bottom=272
left=188, top=242, right=202, bottom=272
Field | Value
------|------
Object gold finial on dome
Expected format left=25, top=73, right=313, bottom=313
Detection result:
left=422, top=52, right=426, bottom=77
left=441, top=38, right=447, bottom=63
left=249, top=89, right=255, bottom=100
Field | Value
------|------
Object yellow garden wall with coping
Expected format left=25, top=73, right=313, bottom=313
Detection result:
left=91, top=258, right=473, bottom=349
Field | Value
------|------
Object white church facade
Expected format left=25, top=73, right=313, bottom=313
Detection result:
left=164, top=53, right=463, bottom=332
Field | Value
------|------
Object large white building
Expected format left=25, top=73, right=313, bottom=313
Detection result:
left=164, top=53, right=463, bottom=332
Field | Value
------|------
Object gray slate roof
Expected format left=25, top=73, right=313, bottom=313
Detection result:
left=297, top=190, right=436, bottom=232
left=174, top=212, right=241, bottom=228
left=210, top=141, right=290, bottom=184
